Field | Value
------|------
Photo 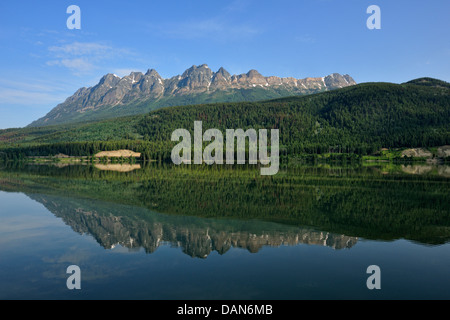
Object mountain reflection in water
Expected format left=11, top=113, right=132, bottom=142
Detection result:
left=28, top=193, right=357, bottom=258
left=0, top=163, right=448, bottom=250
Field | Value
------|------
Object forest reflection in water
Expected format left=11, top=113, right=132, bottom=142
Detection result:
left=0, top=162, right=449, bottom=255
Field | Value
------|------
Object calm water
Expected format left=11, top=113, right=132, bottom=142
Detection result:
left=0, top=163, right=449, bottom=299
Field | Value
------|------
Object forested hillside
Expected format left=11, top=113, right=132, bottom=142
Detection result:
left=136, top=80, right=450, bottom=154
left=1, top=78, right=449, bottom=160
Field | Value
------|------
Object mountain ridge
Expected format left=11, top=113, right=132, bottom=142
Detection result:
left=2, top=77, right=447, bottom=158
left=29, top=64, right=356, bottom=127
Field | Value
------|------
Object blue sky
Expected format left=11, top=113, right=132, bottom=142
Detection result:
left=0, top=0, right=449, bottom=129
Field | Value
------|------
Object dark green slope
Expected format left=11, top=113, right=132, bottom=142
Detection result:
left=136, top=79, right=450, bottom=153
left=27, top=86, right=320, bottom=128
left=405, top=77, right=450, bottom=88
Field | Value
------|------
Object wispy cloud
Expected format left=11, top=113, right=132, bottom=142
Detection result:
left=46, top=41, right=132, bottom=75
left=46, top=58, right=94, bottom=73
left=223, top=0, right=253, bottom=14
left=0, top=79, right=68, bottom=93
left=48, top=42, right=113, bottom=57
left=154, top=17, right=260, bottom=41
left=294, top=34, right=316, bottom=43
left=0, top=88, right=67, bottom=105
left=150, top=0, right=260, bottom=41
left=0, top=79, right=72, bottom=106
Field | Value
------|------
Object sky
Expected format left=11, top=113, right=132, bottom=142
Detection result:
left=0, top=0, right=449, bottom=129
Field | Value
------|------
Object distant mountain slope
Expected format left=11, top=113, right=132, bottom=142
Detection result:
left=28, top=64, right=355, bottom=127
left=405, top=77, right=450, bottom=88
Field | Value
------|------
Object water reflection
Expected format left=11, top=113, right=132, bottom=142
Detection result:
left=27, top=193, right=356, bottom=257
left=94, top=163, right=141, bottom=172
left=397, top=164, right=450, bottom=178
left=0, top=163, right=448, bottom=247
left=1, top=163, right=449, bottom=300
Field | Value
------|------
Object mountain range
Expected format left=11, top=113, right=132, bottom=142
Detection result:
left=29, top=64, right=356, bottom=127
left=2, top=77, right=448, bottom=155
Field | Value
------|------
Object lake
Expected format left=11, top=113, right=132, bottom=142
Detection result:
left=0, top=162, right=449, bottom=299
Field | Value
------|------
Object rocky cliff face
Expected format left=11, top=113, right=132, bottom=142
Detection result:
left=29, top=64, right=356, bottom=127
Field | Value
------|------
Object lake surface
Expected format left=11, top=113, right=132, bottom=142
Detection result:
left=0, top=163, right=449, bottom=299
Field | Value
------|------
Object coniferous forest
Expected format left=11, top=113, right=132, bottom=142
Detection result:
left=0, top=79, right=449, bottom=161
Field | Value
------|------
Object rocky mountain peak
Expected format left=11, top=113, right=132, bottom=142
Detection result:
left=324, top=73, right=357, bottom=88
left=182, top=64, right=211, bottom=77
left=247, top=69, right=262, bottom=78
left=98, top=73, right=121, bottom=87
left=210, top=67, right=232, bottom=89
left=178, top=64, right=214, bottom=91
left=29, top=64, right=357, bottom=127
left=124, top=71, right=144, bottom=81
left=216, top=67, right=231, bottom=78
left=145, top=69, right=161, bottom=77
